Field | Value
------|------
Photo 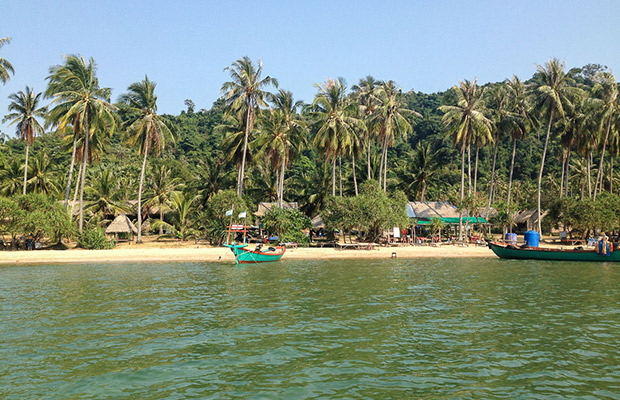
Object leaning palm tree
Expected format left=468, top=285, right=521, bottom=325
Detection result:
left=45, top=55, right=117, bottom=233
left=372, top=81, right=418, bottom=191
left=440, top=79, right=491, bottom=240
left=3, top=86, right=47, bottom=194
left=531, top=59, right=581, bottom=232
left=221, top=56, right=277, bottom=196
left=119, top=76, right=176, bottom=243
left=0, top=37, right=14, bottom=84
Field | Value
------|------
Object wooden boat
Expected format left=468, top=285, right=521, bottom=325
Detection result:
left=224, top=223, right=286, bottom=264
left=488, top=241, right=620, bottom=262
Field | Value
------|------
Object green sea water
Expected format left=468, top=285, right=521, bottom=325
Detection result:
left=1, top=259, right=619, bottom=399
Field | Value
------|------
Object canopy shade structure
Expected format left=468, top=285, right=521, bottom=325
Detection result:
left=407, top=202, right=488, bottom=225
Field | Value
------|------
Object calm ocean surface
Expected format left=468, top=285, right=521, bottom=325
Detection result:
left=1, top=258, right=619, bottom=399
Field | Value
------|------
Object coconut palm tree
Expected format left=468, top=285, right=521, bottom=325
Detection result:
left=84, top=167, right=129, bottom=219
left=532, top=58, right=581, bottom=232
left=372, top=81, right=418, bottom=191
left=119, top=76, right=175, bottom=243
left=144, top=164, right=182, bottom=234
left=407, top=142, right=436, bottom=201
left=352, top=76, right=380, bottom=179
left=27, top=152, right=59, bottom=195
left=221, top=56, right=277, bottom=196
left=0, top=37, right=14, bottom=84
left=3, top=86, right=47, bottom=194
left=260, top=89, right=307, bottom=205
left=505, top=76, right=532, bottom=208
left=0, top=159, right=23, bottom=196
left=590, top=72, right=619, bottom=198
left=45, top=55, right=117, bottom=233
left=311, top=78, right=365, bottom=196
left=440, top=79, right=491, bottom=240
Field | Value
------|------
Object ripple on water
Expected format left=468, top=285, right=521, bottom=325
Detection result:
left=1, top=259, right=620, bottom=398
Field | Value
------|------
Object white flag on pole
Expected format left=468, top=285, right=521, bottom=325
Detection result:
left=225, top=209, right=233, bottom=216
left=238, top=211, right=247, bottom=219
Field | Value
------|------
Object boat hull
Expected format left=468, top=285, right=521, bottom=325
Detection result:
left=225, top=244, right=286, bottom=264
left=488, top=241, right=620, bottom=262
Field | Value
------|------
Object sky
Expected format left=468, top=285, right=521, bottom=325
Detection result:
left=1, top=0, right=620, bottom=134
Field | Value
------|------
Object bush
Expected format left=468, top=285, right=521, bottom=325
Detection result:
left=77, top=228, right=115, bottom=249
left=262, top=208, right=311, bottom=244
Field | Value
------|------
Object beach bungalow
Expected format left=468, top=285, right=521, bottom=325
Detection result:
left=514, top=209, right=547, bottom=233
left=254, top=202, right=299, bottom=217
left=406, top=201, right=489, bottom=241
left=105, top=214, right=138, bottom=241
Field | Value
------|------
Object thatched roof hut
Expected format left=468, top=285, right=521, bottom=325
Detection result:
left=311, top=215, right=325, bottom=229
left=255, top=202, right=299, bottom=217
left=105, top=214, right=138, bottom=235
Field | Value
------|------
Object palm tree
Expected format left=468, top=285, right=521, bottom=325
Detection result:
left=144, top=164, right=182, bottom=234
left=352, top=76, right=380, bottom=179
left=407, top=142, right=436, bottom=201
left=3, top=87, right=47, bottom=195
left=221, top=57, right=277, bottom=196
left=0, top=159, right=23, bottom=196
left=505, top=76, right=532, bottom=208
left=120, top=76, right=175, bottom=243
left=372, top=81, right=418, bottom=191
left=0, top=37, right=14, bottom=84
left=440, top=79, right=491, bottom=240
left=27, top=152, right=59, bottom=195
left=256, top=89, right=306, bottom=206
left=532, top=59, right=580, bottom=232
left=46, top=55, right=117, bottom=233
left=311, top=78, right=365, bottom=196
left=84, top=167, right=129, bottom=219
left=485, top=84, right=509, bottom=213
left=590, top=72, right=619, bottom=198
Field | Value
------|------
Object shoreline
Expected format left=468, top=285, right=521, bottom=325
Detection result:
left=0, top=245, right=495, bottom=265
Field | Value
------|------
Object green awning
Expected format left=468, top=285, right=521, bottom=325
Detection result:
left=441, top=217, right=487, bottom=224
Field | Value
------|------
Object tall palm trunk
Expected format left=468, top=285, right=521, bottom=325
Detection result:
left=459, top=146, right=465, bottom=241
left=378, top=135, right=387, bottom=188
left=137, top=140, right=149, bottom=243
left=587, top=152, right=592, bottom=197
left=565, top=144, right=571, bottom=197
left=63, top=135, right=78, bottom=208
left=537, top=109, right=554, bottom=234
left=352, top=152, right=358, bottom=196
left=473, top=145, right=479, bottom=195
left=22, top=143, right=29, bottom=195
left=467, top=143, right=472, bottom=195
left=507, top=139, right=517, bottom=208
left=560, top=154, right=566, bottom=199
left=78, top=117, right=90, bottom=234
left=332, top=157, right=336, bottom=196
left=278, top=153, right=286, bottom=207
left=610, top=156, right=614, bottom=194
left=367, top=137, right=372, bottom=180
left=238, top=103, right=253, bottom=197
left=383, top=145, right=388, bottom=192
left=71, top=162, right=82, bottom=217
left=159, top=205, right=164, bottom=235
left=486, top=141, right=499, bottom=218
left=594, top=117, right=612, bottom=200
left=339, top=155, right=343, bottom=197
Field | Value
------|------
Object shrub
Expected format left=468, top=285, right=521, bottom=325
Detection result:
left=77, top=228, right=115, bottom=249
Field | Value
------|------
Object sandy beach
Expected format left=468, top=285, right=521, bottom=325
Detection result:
left=0, top=243, right=495, bottom=265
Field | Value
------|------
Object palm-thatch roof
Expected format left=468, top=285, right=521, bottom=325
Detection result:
left=255, top=202, right=299, bottom=217
left=406, top=201, right=460, bottom=219
left=311, top=215, right=325, bottom=229
left=105, top=214, right=138, bottom=234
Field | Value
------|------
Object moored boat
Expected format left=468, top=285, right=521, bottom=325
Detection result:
left=223, top=222, right=286, bottom=264
left=488, top=241, right=620, bottom=262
